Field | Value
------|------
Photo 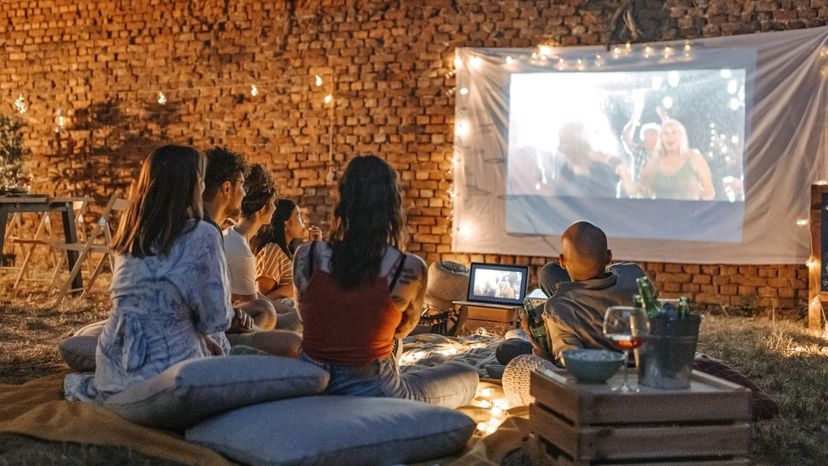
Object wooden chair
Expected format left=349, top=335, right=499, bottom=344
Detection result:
left=11, top=198, right=94, bottom=293
left=50, top=194, right=130, bottom=306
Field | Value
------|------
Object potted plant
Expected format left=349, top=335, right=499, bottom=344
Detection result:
left=0, top=113, right=29, bottom=194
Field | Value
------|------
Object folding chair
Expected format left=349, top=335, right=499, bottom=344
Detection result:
left=50, top=194, right=130, bottom=306
left=11, top=198, right=94, bottom=293
left=1, top=211, right=26, bottom=267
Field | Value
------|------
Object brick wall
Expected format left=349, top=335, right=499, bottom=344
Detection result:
left=1, top=0, right=822, bottom=314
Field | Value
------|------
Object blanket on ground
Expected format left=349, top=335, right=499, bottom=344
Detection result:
left=0, top=335, right=529, bottom=465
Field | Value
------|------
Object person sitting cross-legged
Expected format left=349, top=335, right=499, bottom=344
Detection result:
left=510, top=221, right=778, bottom=420
left=65, top=145, right=242, bottom=402
left=202, top=147, right=285, bottom=333
left=223, top=164, right=302, bottom=332
left=294, top=155, right=478, bottom=408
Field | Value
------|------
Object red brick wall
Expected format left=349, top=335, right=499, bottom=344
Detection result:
left=0, top=0, right=821, bottom=314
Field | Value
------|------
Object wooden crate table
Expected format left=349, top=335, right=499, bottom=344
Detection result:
left=528, top=368, right=751, bottom=465
left=452, top=301, right=519, bottom=336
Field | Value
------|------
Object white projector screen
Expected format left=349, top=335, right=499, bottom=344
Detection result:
left=452, top=26, right=828, bottom=264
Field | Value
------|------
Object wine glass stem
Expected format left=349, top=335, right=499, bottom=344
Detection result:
left=622, top=350, right=630, bottom=389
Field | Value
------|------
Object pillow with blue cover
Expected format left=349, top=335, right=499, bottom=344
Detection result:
left=104, top=355, right=329, bottom=430
left=186, top=395, right=475, bottom=465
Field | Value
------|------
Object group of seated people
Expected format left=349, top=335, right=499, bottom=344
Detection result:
left=63, top=143, right=775, bottom=424
left=64, top=145, right=478, bottom=409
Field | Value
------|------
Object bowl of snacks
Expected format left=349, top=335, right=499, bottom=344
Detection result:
left=562, top=349, right=625, bottom=384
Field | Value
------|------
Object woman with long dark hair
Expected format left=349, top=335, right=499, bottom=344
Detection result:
left=293, top=155, right=478, bottom=408
left=65, top=145, right=236, bottom=401
left=251, top=199, right=321, bottom=300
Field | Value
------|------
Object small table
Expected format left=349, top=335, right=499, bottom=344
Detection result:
left=528, top=368, right=751, bottom=465
left=0, top=195, right=88, bottom=293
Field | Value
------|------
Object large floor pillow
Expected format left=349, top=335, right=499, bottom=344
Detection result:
left=104, top=355, right=329, bottom=430
left=187, top=396, right=475, bottom=466
left=59, top=335, right=98, bottom=372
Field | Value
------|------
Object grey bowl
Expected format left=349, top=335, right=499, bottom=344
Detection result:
left=562, top=349, right=625, bottom=384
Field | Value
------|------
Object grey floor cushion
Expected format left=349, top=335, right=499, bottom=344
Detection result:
left=186, top=395, right=475, bottom=466
left=104, top=355, right=329, bottom=430
left=58, top=335, right=97, bottom=372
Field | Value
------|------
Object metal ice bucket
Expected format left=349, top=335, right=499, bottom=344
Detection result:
left=638, top=313, right=701, bottom=389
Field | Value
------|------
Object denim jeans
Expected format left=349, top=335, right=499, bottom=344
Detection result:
left=300, top=352, right=478, bottom=409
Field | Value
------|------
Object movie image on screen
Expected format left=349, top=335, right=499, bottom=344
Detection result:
left=505, top=67, right=749, bottom=242
left=467, top=263, right=529, bottom=306
left=507, top=69, right=746, bottom=202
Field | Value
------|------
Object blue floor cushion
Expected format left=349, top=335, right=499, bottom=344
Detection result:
left=187, top=395, right=475, bottom=465
left=104, top=355, right=329, bottom=430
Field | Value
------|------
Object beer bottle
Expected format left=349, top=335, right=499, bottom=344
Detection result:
left=678, top=296, right=691, bottom=318
left=635, top=277, right=662, bottom=319
left=523, top=297, right=550, bottom=355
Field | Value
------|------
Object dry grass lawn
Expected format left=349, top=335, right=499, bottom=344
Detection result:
left=1, top=269, right=827, bottom=465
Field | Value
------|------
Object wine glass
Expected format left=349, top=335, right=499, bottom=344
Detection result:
left=603, top=306, right=650, bottom=393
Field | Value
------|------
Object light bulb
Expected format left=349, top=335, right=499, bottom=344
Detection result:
left=459, top=87, right=469, bottom=96
left=323, top=94, right=333, bottom=104
left=315, top=74, right=323, bottom=87
left=250, top=84, right=258, bottom=96
left=505, top=55, right=513, bottom=64
left=157, top=92, right=167, bottom=105
left=796, top=219, right=809, bottom=226
left=14, top=94, right=27, bottom=113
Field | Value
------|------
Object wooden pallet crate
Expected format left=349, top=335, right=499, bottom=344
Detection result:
left=528, top=368, right=752, bottom=465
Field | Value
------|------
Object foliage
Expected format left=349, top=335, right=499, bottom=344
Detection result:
left=0, top=113, right=27, bottom=190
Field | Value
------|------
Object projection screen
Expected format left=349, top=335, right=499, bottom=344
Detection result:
left=451, top=26, right=828, bottom=264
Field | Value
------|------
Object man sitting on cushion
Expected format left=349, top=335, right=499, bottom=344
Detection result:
left=511, top=220, right=777, bottom=420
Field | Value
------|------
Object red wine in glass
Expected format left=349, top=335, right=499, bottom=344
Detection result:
left=608, top=334, right=645, bottom=350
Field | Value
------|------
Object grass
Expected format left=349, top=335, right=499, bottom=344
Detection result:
left=1, top=269, right=828, bottom=464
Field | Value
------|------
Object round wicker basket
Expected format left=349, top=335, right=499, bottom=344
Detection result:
left=502, top=354, right=558, bottom=407
left=424, top=260, right=469, bottom=312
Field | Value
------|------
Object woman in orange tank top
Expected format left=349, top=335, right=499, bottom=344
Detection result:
left=293, top=155, right=478, bottom=408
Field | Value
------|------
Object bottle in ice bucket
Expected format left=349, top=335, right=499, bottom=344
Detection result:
left=678, top=296, right=690, bottom=318
left=635, top=276, right=662, bottom=319
left=523, top=297, right=550, bottom=355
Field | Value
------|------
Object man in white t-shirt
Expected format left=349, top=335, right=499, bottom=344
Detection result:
left=202, top=147, right=279, bottom=331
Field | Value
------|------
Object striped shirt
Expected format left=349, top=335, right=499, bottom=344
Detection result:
left=256, top=243, right=293, bottom=293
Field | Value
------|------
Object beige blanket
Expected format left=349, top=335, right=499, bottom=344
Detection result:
left=0, top=373, right=528, bottom=465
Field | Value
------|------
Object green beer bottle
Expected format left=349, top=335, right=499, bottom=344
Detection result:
left=678, top=296, right=691, bottom=318
left=635, top=277, right=662, bottom=319
left=523, top=297, right=550, bottom=355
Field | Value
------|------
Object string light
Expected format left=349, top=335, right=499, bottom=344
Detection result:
left=157, top=91, right=167, bottom=105
left=323, top=94, right=333, bottom=104
left=250, top=84, right=258, bottom=96
left=643, top=45, right=653, bottom=57
left=815, top=180, right=828, bottom=186
left=455, top=120, right=469, bottom=137
left=54, top=109, right=66, bottom=133
left=576, top=58, right=585, bottom=70
left=13, top=94, right=27, bottom=113
left=459, top=87, right=469, bottom=96
left=315, top=74, right=323, bottom=87
left=453, top=56, right=463, bottom=70
left=505, top=55, right=513, bottom=64
left=796, top=219, right=809, bottom=226
left=663, top=46, right=673, bottom=58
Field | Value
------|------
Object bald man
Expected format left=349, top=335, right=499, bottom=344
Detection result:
left=538, top=221, right=643, bottom=363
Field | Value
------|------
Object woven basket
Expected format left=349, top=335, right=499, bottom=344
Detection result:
left=424, top=260, right=470, bottom=312
left=502, top=354, right=558, bottom=407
